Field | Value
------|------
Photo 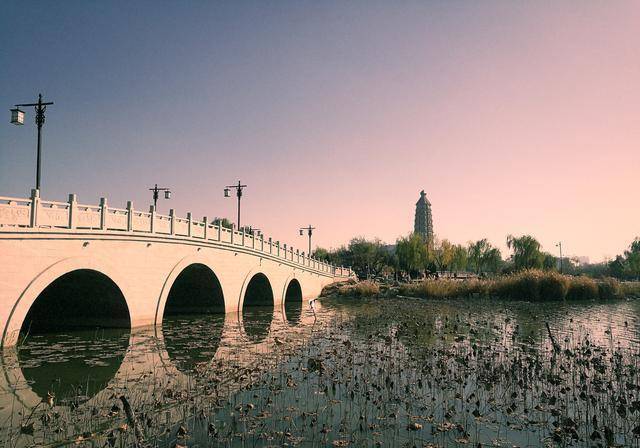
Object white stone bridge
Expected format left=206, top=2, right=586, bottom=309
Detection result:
left=0, top=190, right=353, bottom=347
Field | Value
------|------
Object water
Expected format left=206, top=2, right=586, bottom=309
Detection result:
left=2, top=297, right=640, bottom=447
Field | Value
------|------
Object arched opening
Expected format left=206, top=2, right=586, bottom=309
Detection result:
left=17, top=329, right=129, bottom=404
left=163, top=264, right=225, bottom=317
left=242, top=273, right=274, bottom=340
left=21, top=269, right=131, bottom=334
left=283, top=279, right=303, bottom=324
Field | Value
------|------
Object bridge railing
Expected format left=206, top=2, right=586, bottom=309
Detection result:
left=0, top=190, right=354, bottom=278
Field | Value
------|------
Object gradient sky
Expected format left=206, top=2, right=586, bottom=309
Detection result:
left=1, top=1, right=638, bottom=262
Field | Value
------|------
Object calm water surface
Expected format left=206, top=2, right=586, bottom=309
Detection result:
left=2, top=297, right=640, bottom=447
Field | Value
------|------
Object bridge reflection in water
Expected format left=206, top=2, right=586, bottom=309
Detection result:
left=0, top=299, right=326, bottom=444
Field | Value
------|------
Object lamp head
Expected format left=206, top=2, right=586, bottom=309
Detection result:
left=10, top=108, right=24, bottom=125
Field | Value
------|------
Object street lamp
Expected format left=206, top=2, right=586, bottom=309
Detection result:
left=10, top=94, right=54, bottom=192
left=149, top=184, right=172, bottom=210
left=224, top=181, right=247, bottom=229
left=556, top=242, right=563, bottom=274
left=299, top=225, right=316, bottom=256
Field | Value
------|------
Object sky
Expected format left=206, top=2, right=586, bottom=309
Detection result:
left=1, top=1, right=638, bottom=262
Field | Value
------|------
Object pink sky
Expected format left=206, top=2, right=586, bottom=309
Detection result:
left=1, top=2, right=638, bottom=261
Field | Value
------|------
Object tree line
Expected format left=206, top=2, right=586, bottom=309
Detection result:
left=314, top=234, right=640, bottom=281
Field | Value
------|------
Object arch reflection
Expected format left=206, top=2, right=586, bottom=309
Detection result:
left=17, top=328, right=129, bottom=404
left=162, top=314, right=226, bottom=374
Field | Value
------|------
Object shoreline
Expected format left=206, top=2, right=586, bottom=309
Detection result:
left=322, top=270, right=640, bottom=302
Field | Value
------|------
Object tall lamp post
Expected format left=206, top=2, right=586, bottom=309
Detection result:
left=224, top=181, right=247, bottom=229
left=299, top=225, right=316, bottom=256
left=149, top=184, right=172, bottom=210
left=556, top=241, right=563, bottom=274
left=10, top=94, right=54, bottom=192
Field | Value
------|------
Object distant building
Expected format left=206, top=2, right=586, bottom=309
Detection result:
left=414, top=190, right=434, bottom=243
left=574, top=256, right=590, bottom=266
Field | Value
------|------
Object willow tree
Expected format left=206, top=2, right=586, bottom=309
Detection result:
left=506, top=234, right=544, bottom=271
left=396, top=233, right=428, bottom=277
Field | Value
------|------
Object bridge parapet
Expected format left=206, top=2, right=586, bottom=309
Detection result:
left=0, top=190, right=354, bottom=278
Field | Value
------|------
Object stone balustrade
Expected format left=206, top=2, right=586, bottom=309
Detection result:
left=0, top=190, right=353, bottom=278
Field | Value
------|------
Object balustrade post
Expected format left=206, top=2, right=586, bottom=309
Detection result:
left=260, top=234, right=264, bottom=251
left=231, top=227, right=234, bottom=244
left=99, top=197, right=107, bottom=230
left=252, top=232, right=255, bottom=249
left=269, top=237, right=272, bottom=254
left=169, top=209, right=176, bottom=235
left=241, top=229, right=245, bottom=246
left=283, top=243, right=287, bottom=259
left=149, top=205, right=156, bottom=233
left=187, top=212, right=192, bottom=237
left=126, top=201, right=133, bottom=231
left=276, top=241, right=280, bottom=256
left=217, top=222, right=222, bottom=241
left=203, top=216, right=208, bottom=239
left=29, top=188, right=40, bottom=227
left=67, top=194, right=78, bottom=229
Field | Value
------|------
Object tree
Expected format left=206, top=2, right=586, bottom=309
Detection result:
left=432, top=239, right=455, bottom=271
left=396, top=233, right=428, bottom=277
left=506, top=234, right=544, bottom=271
left=542, top=252, right=557, bottom=271
left=467, top=239, right=490, bottom=274
left=482, top=247, right=503, bottom=273
left=625, top=238, right=640, bottom=279
left=313, top=247, right=331, bottom=262
left=450, top=244, right=468, bottom=272
left=212, top=217, right=233, bottom=229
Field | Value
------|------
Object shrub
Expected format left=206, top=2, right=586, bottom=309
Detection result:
left=566, top=276, right=599, bottom=300
left=538, top=271, right=569, bottom=300
left=495, top=270, right=542, bottom=301
left=338, top=281, right=380, bottom=297
left=621, top=282, right=640, bottom=298
left=597, top=277, right=622, bottom=300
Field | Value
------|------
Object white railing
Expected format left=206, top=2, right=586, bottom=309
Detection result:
left=0, top=190, right=353, bottom=278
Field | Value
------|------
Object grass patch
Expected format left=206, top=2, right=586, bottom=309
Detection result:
left=388, top=270, right=636, bottom=301
left=337, top=280, right=380, bottom=298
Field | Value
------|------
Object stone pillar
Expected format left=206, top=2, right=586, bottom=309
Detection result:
left=29, top=188, right=40, bottom=228
left=203, top=216, right=208, bottom=239
left=276, top=241, right=280, bottom=257
left=149, top=205, right=156, bottom=233
left=241, top=229, right=245, bottom=247
left=261, top=235, right=264, bottom=251
left=283, top=243, right=287, bottom=259
left=68, top=194, right=78, bottom=229
left=99, top=197, right=108, bottom=230
left=269, top=237, right=272, bottom=254
left=296, top=249, right=300, bottom=263
left=187, top=212, right=192, bottom=237
left=217, top=222, right=222, bottom=241
left=169, top=209, right=175, bottom=235
left=126, top=201, right=133, bottom=231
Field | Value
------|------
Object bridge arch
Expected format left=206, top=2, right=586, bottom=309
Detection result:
left=155, top=253, right=228, bottom=325
left=1, top=256, right=132, bottom=347
left=282, top=276, right=303, bottom=324
left=238, top=268, right=274, bottom=310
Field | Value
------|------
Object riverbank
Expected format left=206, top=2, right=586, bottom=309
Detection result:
left=324, top=269, right=640, bottom=301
